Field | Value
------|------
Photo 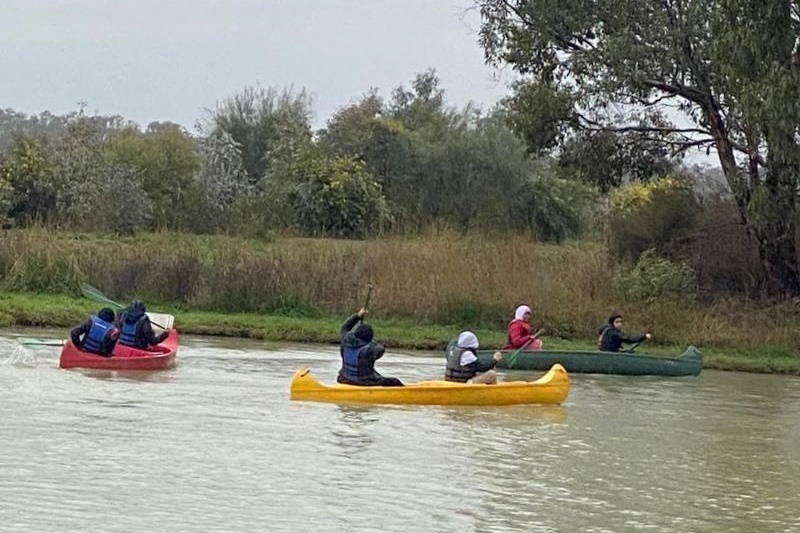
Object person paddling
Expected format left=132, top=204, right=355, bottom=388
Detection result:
left=117, top=300, right=168, bottom=349
left=503, top=304, right=543, bottom=350
left=337, top=307, right=403, bottom=387
left=597, top=313, right=651, bottom=352
left=445, top=331, right=503, bottom=384
left=70, top=307, right=119, bottom=357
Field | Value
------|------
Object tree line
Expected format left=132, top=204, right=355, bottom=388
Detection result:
left=0, top=64, right=778, bottom=298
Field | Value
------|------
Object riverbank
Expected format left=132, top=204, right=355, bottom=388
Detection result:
left=2, top=291, right=798, bottom=374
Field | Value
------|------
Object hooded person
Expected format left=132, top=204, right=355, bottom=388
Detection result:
left=445, top=331, right=503, bottom=384
left=503, top=304, right=543, bottom=350
left=69, top=307, right=120, bottom=357
left=118, top=300, right=168, bottom=349
left=337, top=307, right=403, bottom=387
left=597, top=313, right=651, bottom=352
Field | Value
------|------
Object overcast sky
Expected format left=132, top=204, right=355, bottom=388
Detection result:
left=0, top=0, right=512, bottom=129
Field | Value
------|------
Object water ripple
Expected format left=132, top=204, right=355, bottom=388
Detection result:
left=1, top=334, right=799, bottom=532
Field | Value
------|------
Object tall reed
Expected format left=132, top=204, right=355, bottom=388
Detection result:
left=1, top=228, right=797, bottom=350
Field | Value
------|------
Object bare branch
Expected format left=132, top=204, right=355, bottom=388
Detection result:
left=639, top=78, right=708, bottom=104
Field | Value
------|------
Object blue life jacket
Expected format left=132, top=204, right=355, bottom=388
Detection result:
left=83, top=315, right=117, bottom=355
left=341, top=343, right=370, bottom=382
left=119, top=314, right=147, bottom=348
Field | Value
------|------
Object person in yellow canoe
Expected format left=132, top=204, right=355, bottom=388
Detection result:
left=69, top=307, right=120, bottom=357
left=337, top=307, right=403, bottom=387
left=445, top=331, right=503, bottom=384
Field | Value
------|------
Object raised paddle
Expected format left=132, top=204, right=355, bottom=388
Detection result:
left=363, top=284, right=373, bottom=310
left=18, top=338, right=65, bottom=347
left=504, top=328, right=544, bottom=368
left=80, top=282, right=167, bottom=330
left=80, top=283, right=125, bottom=309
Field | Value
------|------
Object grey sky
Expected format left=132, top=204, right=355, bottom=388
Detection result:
left=0, top=0, right=511, bottom=130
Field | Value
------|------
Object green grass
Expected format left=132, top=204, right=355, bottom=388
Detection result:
left=3, top=291, right=800, bottom=374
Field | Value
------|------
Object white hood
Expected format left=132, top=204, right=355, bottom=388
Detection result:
left=457, top=331, right=479, bottom=349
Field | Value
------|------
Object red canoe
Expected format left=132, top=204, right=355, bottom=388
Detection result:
left=59, top=329, right=179, bottom=370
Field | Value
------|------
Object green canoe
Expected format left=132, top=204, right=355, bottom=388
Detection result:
left=474, top=346, right=703, bottom=376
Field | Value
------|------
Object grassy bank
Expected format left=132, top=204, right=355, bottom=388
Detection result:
left=1, top=228, right=799, bottom=373
left=2, top=291, right=799, bottom=374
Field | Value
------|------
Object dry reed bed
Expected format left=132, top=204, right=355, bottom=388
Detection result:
left=0, top=229, right=797, bottom=350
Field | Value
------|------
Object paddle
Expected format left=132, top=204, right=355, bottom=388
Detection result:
left=504, top=328, right=544, bottom=368
left=625, top=337, right=648, bottom=353
left=363, top=284, right=373, bottom=310
left=80, top=283, right=167, bottom=330
left=18, top=338, right=64, bottom=347
left=80, top=283, right=125, bottom=310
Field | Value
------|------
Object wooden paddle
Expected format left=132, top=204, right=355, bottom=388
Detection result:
left=504, top=328, right=544, bottom=368
left=18, top=338, right=64, bottom=347
left=80, top=283, right=167, bottom=330
left=363, top=284, right=373, bottom=310
left=625, top=337, right=648, bottom=353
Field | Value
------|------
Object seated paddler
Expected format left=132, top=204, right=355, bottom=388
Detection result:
left=597, top=313, right=652, bottom=352
left=117, top=300, right=168, bottom=349
left=503, top=304, right=543, bottom=350
left=337, top=307, right=403, bottom=387
left=445, top=331, right=503, bottom=384
left=70, top=307, right=120, bottom=357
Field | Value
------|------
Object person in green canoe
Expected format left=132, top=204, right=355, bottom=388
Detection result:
left=597, top=313, right=652, bottom=352
left=337, top=307, right=403, bottom=387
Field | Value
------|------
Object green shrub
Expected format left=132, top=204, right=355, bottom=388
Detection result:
left=287, top=154, right=391, bottom=239
left=615, top=249, right=697, bottom=302
left=607, top=176, right=697, bottom=259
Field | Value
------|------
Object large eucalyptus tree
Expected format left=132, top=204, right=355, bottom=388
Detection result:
left=478, top=0, right=800, bottom=294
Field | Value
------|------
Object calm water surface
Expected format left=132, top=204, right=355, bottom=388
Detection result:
left=1, top=330, right=799, bottom=533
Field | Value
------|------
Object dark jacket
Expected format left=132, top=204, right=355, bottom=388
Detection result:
left=118, top=303, right=167, bottom=349
left=597, top=326, right=646, bottom=352
left=337, top=314, right=387, bottom=385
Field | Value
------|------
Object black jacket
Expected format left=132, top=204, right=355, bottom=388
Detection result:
left=337, top=314, right=386, bottom=385
left=597, top=326, right=646, bottom=352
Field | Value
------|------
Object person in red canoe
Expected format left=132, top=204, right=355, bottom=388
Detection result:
left=337, top=307, right=403, bottom=387
left=117, top=300, right=168, bottom=349
left=503, top=304, right=543, bottom=351
left=597, top=313, right=652, bottom=352
left=70, top=307, right=120, bottom=357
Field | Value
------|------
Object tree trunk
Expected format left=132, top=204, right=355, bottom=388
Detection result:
left=755, top=134, right=800, bottom=296
left=706, top=104, right=800, bottom=296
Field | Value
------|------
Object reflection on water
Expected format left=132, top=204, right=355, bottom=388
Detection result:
left=0, top=331, right=799, bottom=533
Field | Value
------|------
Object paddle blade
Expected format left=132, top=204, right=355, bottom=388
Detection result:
left=18, top=338, right=65, bottom=347
left=80, top=283, right=125, bottom=310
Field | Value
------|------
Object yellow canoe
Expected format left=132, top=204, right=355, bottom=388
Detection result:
left=289, top=364, right=569, bottom=406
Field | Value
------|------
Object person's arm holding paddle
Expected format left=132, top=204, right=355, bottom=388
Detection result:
left=340, top=308, right=367, bottom=340
left=69, top=318, right=91, bottom=350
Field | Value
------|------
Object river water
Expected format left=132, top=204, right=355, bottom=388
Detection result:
left=1, top=331, right=798, bottom=533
